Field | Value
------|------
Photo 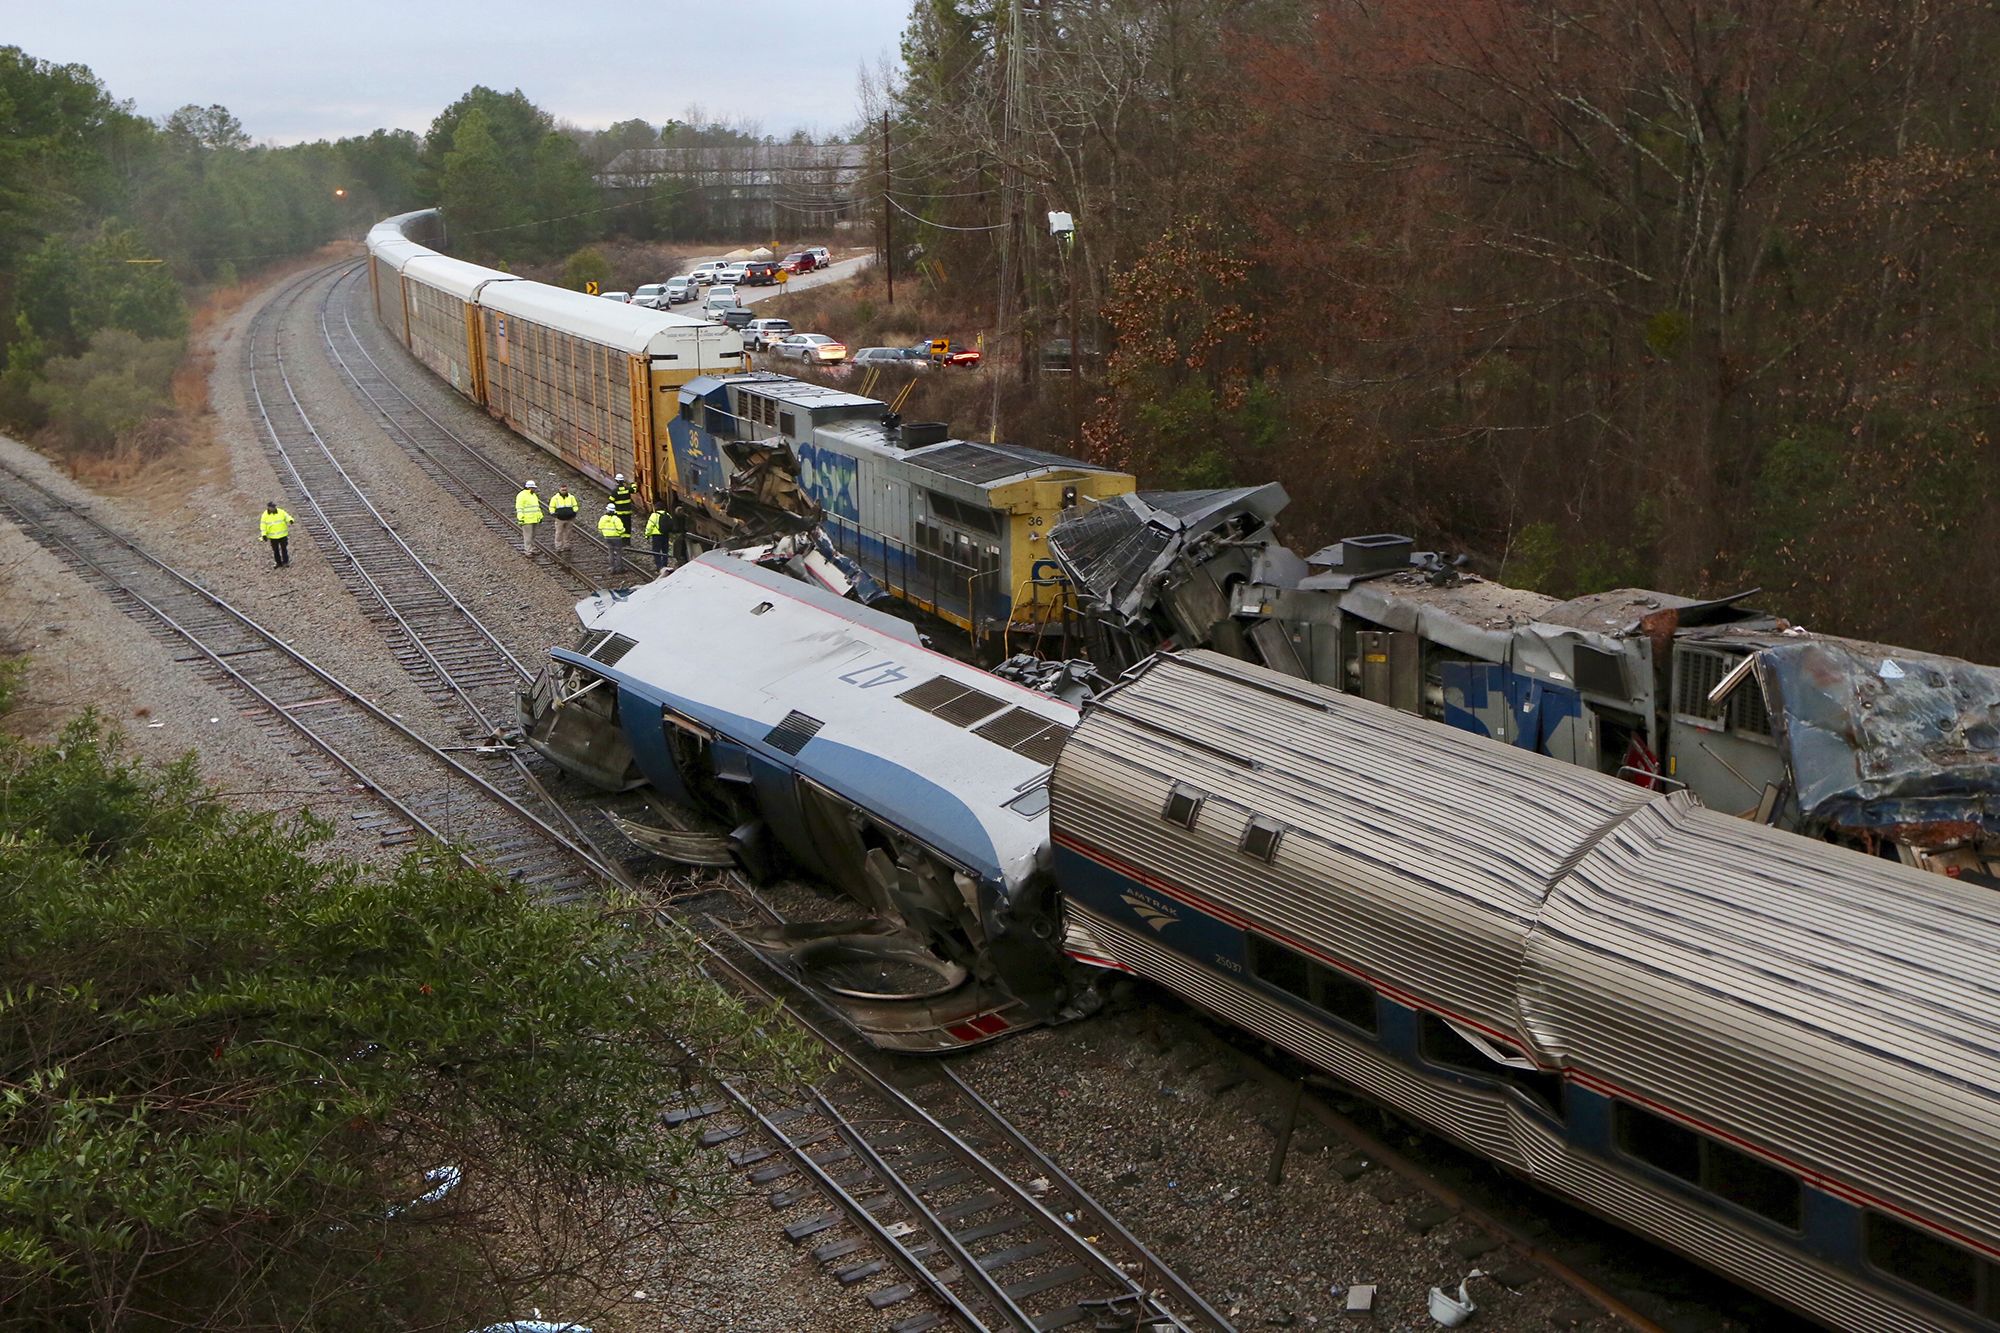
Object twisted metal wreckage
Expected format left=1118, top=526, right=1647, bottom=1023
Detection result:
left=1043, top=485, right=2000, bottom=880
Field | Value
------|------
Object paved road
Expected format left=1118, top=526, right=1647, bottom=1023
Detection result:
left=738, top=254, right=872, bottom=306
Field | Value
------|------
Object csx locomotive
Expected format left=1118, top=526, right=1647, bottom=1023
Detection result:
left=366, top=210, right=1135, bottom=643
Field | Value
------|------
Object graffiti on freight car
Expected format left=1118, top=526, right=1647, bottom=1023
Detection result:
left=796, top=438, right=859, bottom=523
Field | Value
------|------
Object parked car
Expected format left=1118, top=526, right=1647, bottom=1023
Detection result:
left=631, top=283, right=669, bottom=308
left=780, top=251, right=818, bottom=274
left=703, top=285, right=741, bottom=314
left=713, top=262, right=752, bottom=285
left=1040, top=338, right=1102, bottom=372
left=776, top=333, right=848, bottom=365
left=740, top=260, right=781, bottom=286
left=688, top=262, right=729, bottom=285
left=807, top=246, right=831, bottom=266
left=599, top=290, right=631, bottom=303
left=717, top=306, right=755, bottom=330
left=664, top=276, right=697, bottom=304
left=853, top=346, right=928, bottom=369
left=909, top=339, right=982, bottom=368
left=745, top=318, right=795, bottom=351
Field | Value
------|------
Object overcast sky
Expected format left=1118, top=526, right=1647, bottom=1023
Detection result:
left=5, top=0, right=912, bottom=143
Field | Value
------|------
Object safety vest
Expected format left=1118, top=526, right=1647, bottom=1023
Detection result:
left=597, top=513, right=627, bottom=539
left=259, top=508, right=293, bottom=539
left=644, top=510, right=662, bottom=537
left=550, top=492, right=578, bottom=518
left=515, top=489, right=544, bottom=524
left=611, top=483, right=635, bottom=516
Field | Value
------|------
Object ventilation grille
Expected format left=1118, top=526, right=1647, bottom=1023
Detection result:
left=764, top=710, right=824, bottom=755
left=973, top=708, right=1071, bottom=767
left=583, top=631, right=638, bottom=666
left=899, top=675, right=1008, bottom=728
left=1675, top=648, right=1773, bottom=736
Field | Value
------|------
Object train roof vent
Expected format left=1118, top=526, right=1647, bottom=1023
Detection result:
left=973, top=708, right=1073, bottom=767
left=899, top=675, right=1009, bottom=728
left=764, top=710, right=825, bottom=756
left=583, top=631, right=638, bottom=667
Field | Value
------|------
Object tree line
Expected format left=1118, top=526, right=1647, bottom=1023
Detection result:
left=882, top=0, right=2000, bottom=661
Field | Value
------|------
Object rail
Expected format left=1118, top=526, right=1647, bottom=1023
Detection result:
left=0, top=454, right=622, bottom=899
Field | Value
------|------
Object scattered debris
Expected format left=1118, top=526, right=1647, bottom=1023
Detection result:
left=1428, top=1271, right=1485, bottom=1327
left=1344, top=1284, right=1376, bottom=1312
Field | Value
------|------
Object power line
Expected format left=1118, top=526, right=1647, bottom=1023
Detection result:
left=885, top=194, right=1007, bottom=232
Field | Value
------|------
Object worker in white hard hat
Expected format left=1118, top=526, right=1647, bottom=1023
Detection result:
left=514, top=479, right=543, bottom=556
left=610, top=472, right=636, bottom=534
left=597, top=501, right=629, bottom=579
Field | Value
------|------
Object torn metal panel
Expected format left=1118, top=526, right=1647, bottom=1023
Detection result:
left=1754, top=640, right=2000, bottom=843
left=721, top=437, right=824, bottom=537
left=1046, top=484, right=1288, bottom=626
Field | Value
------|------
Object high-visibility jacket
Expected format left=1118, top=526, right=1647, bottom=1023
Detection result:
left=644, top=510, right=662, bottom=538
left=549, top=492, right=578, bottom=519
left=515, top=489, right=544, bottom=524
left=610, top=483, right=635, bottom=518
left=597, top=513, right=627, bottom=540
left=259, top=508, right=294, bottom=539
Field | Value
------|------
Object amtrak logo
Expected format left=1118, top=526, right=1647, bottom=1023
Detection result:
left=1120, top=890, right=1178, bottom=933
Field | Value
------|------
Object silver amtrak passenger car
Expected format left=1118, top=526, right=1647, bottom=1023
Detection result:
left=1053, top=650, right=2000, bottom=1333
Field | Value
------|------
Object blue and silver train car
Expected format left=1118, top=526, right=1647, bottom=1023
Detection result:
left=516, top=552, right=1085, bottom=1049
left=1054, top=649, right=2000, bottom=1333
left=668, top=372, right=1135, bottom=644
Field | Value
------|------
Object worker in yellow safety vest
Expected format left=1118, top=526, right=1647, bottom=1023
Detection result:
left=259, top=501, right=295, bottom=568
left=644, top=507, right=670, bottom=575
left=515, top=480, right=543, bottom=555
left=548, top=485, right=579, bottom=555
left=597, top=503, right=628, bottom=580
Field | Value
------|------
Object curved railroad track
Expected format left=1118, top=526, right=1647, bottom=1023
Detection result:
left=317, top=261, right=655, bottom=588
left=0, top=453, right=617, bottom=902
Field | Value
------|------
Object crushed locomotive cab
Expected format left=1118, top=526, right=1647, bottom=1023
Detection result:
left=517, top=552, right=1092, bottom=1050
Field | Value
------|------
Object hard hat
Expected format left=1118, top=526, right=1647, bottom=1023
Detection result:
left=524, top=479, right=537, bottom=488
left=604, top=502, right=617, bottom=512
left=615, top=473, right=627, bottom=482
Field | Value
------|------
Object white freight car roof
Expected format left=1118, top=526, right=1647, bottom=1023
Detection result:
left=401, top=253, right=519, bottom=301
left=480, top=280, right=736, bottom=358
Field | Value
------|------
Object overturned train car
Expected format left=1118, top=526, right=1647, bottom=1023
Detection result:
left=1057, top=650, right=2000, bottom=1333
left=1048, top=488, right=2000, bottom=878
left=516, top=552, right=1085, bottom=1049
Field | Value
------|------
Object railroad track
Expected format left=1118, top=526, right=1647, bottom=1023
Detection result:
left=272, top=262, right=1237, bottom=1328
left=319, top=261, right=655, bottom=588
left=0, top=456, right=615, bottom=902
left=241, top=263, right=646, bottom=882
left=689, top=923, right=1234, bottom=1333
left=247, top=265, right=532, bottom=716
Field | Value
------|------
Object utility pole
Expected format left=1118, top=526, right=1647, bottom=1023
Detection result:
left=882, top=110, right=894, bottom=306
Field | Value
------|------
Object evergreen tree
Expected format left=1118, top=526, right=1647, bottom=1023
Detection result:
left=438, top=107, right=518, bottom=255
left=0, top=715, right=811, bottom=1330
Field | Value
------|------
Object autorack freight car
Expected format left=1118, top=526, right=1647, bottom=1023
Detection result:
left=1055, top=650, right=2000, bottom=1333
left=365, top=210, right=747, bottom=505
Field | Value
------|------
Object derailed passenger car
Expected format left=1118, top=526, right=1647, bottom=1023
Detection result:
left=1056, top=650, right=2000, bottom=1333
left=517, top=552, right=1085, bottom=1049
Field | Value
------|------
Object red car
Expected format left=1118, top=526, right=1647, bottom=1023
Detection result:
left=781, top=251, right=819, bottom=275
left=910, top=339, right=982, bottom=369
